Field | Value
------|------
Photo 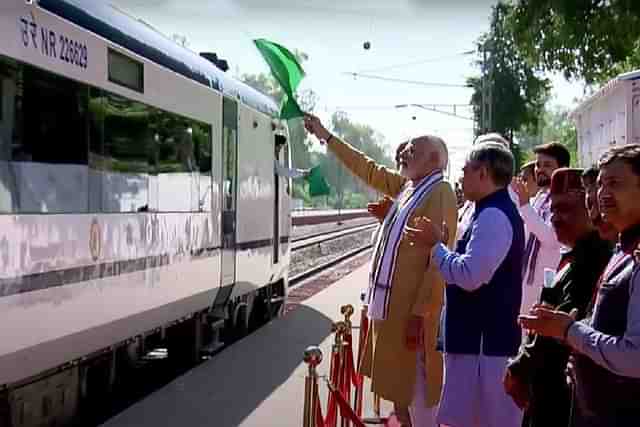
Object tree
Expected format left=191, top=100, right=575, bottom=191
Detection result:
left=326, top=112, right=394, bottom=208
left=468, top=2, right=550, bottom=168
left=507, top=0, right=640, bottom=84
left=517, top=105, right=578, bottom=166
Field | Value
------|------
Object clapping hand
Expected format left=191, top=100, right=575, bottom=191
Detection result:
left=403, top=216, right=448, bottom=249
left=511, top=177, right=529, bottom=207
left=518, top=307, right=578, bottom=340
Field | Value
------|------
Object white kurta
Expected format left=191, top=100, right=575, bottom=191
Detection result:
left=456, top=186, right=519, bottom=241
left=519, top=188, right=562, bottom=313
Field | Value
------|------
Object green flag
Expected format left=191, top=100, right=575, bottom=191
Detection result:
left=253, top=38, right=305, bottom=119
left=305, top=166, right=331, bottom=197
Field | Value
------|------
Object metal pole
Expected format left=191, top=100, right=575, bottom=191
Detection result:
left=341, top=305, right=354, bottom=330
left=303, top=346, right=323, bottom=427
left=340, top=305, right=355, bottom=426
left=482, top=45, right=487, bottom=133
left=337, top=165, right=343, bottom=223
left=330, top=322, right=347, bottom=427
left=337, top=323, right=349, bottom=427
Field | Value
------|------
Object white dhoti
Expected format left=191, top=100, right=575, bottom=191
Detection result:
left=437, top=353, right=522, bottom=427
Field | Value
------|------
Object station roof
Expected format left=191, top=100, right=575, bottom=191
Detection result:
left=38, top=0, right=279, bottom=117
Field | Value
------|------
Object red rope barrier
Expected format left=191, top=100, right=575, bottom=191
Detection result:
left=344, top=334, right=364, bottom=389
left=328, top=381, right=367, bottom=427
left=312, top=351, right=341, bottom=427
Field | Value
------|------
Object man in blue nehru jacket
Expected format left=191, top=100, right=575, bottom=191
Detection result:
left=406, top=142, right=525, bottom=427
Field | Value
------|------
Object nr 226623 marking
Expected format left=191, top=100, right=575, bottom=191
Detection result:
left=19, top=12, right=88, bottom=70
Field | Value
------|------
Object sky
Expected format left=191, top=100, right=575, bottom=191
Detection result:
left=112, top=0, right=586, bottom=181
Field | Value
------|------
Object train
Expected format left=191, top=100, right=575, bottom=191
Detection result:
left=571, top=69, right=640, bottom=166
left=0, top=0, right=293, bottom=425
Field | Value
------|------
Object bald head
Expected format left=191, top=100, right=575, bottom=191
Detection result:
left=475, top=132, right=510, bottom=149
left=412, top=135, right=449, bottom=170
left=397, top=135, right=449, bottom=181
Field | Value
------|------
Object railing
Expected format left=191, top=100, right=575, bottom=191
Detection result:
left=302, top=304, right=386, bottom=427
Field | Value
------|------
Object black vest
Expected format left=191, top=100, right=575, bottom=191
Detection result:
left=574, top=225, right=640, bottom=426
left=442, top=188, right=525, bottom=356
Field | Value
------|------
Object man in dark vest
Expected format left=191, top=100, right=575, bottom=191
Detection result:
left=519, top=144, right=640, bottom=427
left=504, top=168, right=612, bottom=427
left=405, top=142, right=525, bottom=426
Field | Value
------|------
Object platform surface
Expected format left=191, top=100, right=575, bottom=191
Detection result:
left=102, top=265, right=389, bottom=427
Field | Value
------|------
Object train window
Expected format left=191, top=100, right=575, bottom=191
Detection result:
left=108, top=49, right=144, bottom=93
left=88, top=88, right=105, bottom=212
left=0, top=55, right=211, bottom=214
left=0, top=56, right=89, bottom=213
left=192, top=122, right=212, bottom=212
left=94, top=92, right=151, bottom=213
left=153, top=110, right=197, bottom=212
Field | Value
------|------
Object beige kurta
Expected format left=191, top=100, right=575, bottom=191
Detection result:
left=327, top=137, right=457, bottom=408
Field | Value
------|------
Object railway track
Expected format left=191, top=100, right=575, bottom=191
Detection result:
left=292, top=223, right=377, bottom=250
left=289, top=222, right=377, bottom=286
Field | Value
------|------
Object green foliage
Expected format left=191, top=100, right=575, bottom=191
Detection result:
left=468, top=2, right=550, bottom=145
left=516, top=105, right=578, bottom=167
left=507, top=0, right=640, bottom=84
left=597, top=40, right=640, bottom=84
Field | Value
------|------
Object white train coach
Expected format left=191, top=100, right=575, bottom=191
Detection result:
left=571, top=69, right=640, bottom=166
left=0, top=0, right=292, bottom=425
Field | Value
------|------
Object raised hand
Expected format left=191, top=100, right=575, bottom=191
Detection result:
left=303, top=114, right=331, bottom=143
left=511, top=177, right=529, bottom=207
left=367, top=196, right=393, bottom=222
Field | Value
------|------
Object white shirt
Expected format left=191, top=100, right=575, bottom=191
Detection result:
left=455, top=185, right=519, bottom=241
left=519, top=188, right=562, bottom=312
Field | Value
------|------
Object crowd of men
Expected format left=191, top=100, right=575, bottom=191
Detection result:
left=303, top=114, right=640, bottom=427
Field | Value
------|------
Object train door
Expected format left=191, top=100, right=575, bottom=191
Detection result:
left=633, top=94, right=640, bottom=144
left=272, top=135, right=286, bottom=264
left=221, top=98, right=238, bottom=287
left=280, top=138, right=292, bottom=259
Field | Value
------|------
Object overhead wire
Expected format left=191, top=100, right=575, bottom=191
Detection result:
left=342, top=72, right=472, bottom=88
left=354, top=50, right=475, bottom=74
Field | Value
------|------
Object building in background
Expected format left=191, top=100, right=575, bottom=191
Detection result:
left=571, top=70, right=640, bottom=167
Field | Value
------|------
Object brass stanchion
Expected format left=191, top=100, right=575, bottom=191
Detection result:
left=354, top=305, right=368, bottom=418
left=341, top=304, right=354, bottom=329
left=328, top=321, right=347, bottom=427
left=340, top=305, right=355, bottom=427
left=357, top=305, right=383, bottom=423
left=303, top=346, right=323, bottom=427
left=373, top=394, right=381, bottom=419
left=330, top=322, right=347, bottom=386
